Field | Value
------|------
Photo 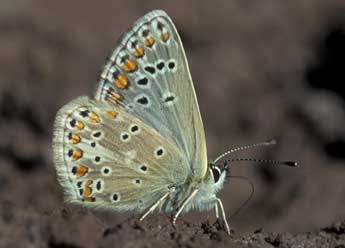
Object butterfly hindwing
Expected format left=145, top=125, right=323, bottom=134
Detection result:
left=95, top=10, right=208, bottom=179
left=53, top=96, right=190, bottom=212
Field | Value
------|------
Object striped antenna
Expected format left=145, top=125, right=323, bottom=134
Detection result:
left=227, top=158, right=298, bottom=167
left=213, top=139, right=277, bottom=164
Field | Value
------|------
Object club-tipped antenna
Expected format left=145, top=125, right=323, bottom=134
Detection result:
left=213, top=139, right=277, bottom=164
left=228, top=158, right=298, bottom=167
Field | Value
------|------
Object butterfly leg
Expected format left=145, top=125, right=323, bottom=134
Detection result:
left=139, top=192, right=170, bottom=222
left=214, top=201, right=219, bottom=219
left=216, top=198, right=231, bottom=235
left=172, top=188, right=199, bottom=226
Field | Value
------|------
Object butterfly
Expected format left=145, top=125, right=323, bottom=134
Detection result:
left=52, top=10, right=296, bottom=235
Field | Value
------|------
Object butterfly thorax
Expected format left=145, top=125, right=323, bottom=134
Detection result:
left=161, top=162, right=228, bottom=214
left=187, top=163, right=228, bottom=212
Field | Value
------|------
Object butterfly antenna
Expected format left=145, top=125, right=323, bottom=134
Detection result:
left=227, top=175, right=255, bottom=220
left=213, top=139, right=277, bottom=164
left=228, top=158, right=298, bottom=167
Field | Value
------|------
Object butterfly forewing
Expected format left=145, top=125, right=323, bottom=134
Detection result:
left=53, top=96, right=190, bottom=212
left=95, top=10, right=208, bottom=179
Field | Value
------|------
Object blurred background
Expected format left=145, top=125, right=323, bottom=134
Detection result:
left=1, top=0, right=345, bottom=244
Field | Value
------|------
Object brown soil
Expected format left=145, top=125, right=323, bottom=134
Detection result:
left=2, top=204, right=345, bottom=247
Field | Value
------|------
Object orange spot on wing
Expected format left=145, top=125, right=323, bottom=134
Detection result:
left=74, top=164, right=88, bottom=177
left=83, top=179, right=93, bottom=197
left=90, top=112, right=100, bottom=123
left=106, top=111, right=117, bottom=119
left=114, top=74, right=129, bottom=89
left=123, top=59, right=137, bottom=72
left=161, top=32, right=170, bottom=42
left=72, top=148, right=83, bottom=161
left=108, top=92, right=123, bottom=104
left=71, top=134, right=81, bottom=144
left=145, top=36, right=155, bottom=47
left=133, top=47, right=145, bottom=58
left=85, top=179, right=92, bottom=187
left=75, top=121, right=85, bottom=131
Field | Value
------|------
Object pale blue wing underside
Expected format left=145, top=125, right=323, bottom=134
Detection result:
left=53, top=96, right=190, bottom=212
left=95, top=10, right=208, bottom=178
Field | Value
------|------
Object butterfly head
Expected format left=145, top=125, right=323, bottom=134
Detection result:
left=208, top=161, right=230, bottom=191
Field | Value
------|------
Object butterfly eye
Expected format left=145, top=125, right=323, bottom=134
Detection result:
left=211, top=166, right=221, bottom=183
